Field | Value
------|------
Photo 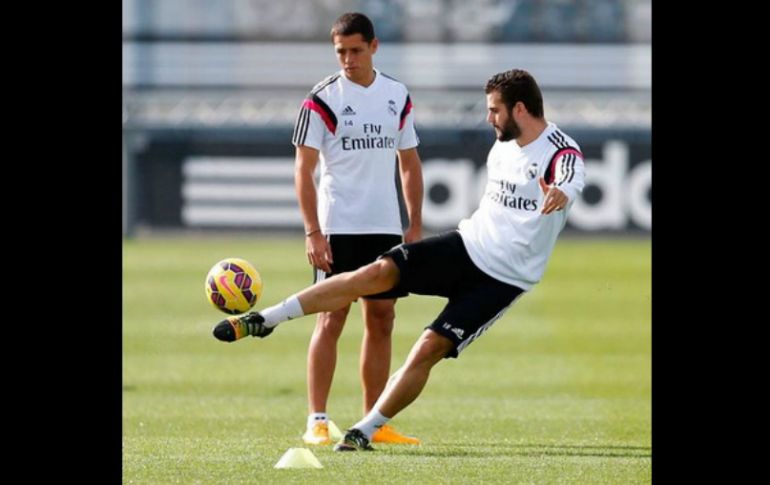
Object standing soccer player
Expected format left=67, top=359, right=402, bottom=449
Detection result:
left=214, top=68, right=583, bottom=451
left=216, top=13, right=424, bottom=446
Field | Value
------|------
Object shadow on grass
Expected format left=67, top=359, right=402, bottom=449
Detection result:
left=381, top=443, right=651, bottom=459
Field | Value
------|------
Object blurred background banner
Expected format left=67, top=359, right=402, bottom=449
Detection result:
left=122, top=0, right=651, bottom=236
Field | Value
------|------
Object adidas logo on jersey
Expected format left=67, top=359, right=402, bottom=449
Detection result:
left=342, top=105, right=356, bottom=115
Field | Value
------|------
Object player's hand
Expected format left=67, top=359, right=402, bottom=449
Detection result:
left=306, top=232, right=333, bottom=273
left=538, top=177, right=568, bottom=215
left=403, top=224, right=422, bottom=244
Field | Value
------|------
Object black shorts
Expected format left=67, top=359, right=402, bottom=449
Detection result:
left=381, top=231, right=524, bottom=358
left=313, top=233, right=407, bottom=299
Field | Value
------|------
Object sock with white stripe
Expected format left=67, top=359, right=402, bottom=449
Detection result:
left=260, top=295, right=304, bottom=328
left=350, top=409, right=390, bottom=440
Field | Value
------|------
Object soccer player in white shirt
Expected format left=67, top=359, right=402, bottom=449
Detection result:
left=213, top=68, right=585, bottom=452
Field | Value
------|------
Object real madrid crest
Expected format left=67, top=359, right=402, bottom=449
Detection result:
left=388, top=100, right=397, bottom=116
left=526, top=163, right=538, bottom=180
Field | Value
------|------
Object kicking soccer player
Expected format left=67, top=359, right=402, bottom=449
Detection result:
left=214, top=68, right=585, bottom=452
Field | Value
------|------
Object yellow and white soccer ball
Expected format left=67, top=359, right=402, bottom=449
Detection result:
left=205, top=257, right=263, bottom=314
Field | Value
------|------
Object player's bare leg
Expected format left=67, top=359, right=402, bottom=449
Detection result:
left=334, top=330, right=451, bottom=451
left=303, top=306, right=350, bottom=445
left=375, top=330, right=452, bottom=418
left=298, top=259, right=400, bottom=314
left=360, top=299, right=395, bottom=414
left=360, top=298, right=422, bottom=444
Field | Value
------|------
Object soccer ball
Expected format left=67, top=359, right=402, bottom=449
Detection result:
left=205, top=257, right=263, bottom=314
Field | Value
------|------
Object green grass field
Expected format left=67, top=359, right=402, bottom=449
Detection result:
left=123, top=236, right=650, bottom=484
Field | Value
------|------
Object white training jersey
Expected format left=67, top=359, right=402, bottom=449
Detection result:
left=292, top=68, right=419, bottom=235
left=458, top=122, right=585, bottom=290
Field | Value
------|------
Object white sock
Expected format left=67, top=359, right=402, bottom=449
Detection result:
left=307, top=412, right=328, bottom=429
left=261, top=295, right=304, bottom=328
left=351, top=409, right=390, bottom=440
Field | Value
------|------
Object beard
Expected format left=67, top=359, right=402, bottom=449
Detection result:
left=495, top=117, right=521, bottom=142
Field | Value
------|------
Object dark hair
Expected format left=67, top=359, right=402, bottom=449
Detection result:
left=330, top=12, right=376, bottom=43
left=484, top=69, right=544, bottom=118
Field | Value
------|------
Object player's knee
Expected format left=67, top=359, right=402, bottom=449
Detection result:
left=364, top=306, right=395, bottom=335
left=364, top=259, right=399, bottom=286
left=354, top=261, right=380, bottom=282
left=365, top=300, right=395, bottom=323
left=407, top=331, right=453, bottom=369
left=314, top=309, right=348, bottom=338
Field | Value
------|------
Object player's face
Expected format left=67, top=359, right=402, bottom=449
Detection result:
left=333, top=34, right=378, bottom=84
left=486, top=91, right=521, bottom=142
